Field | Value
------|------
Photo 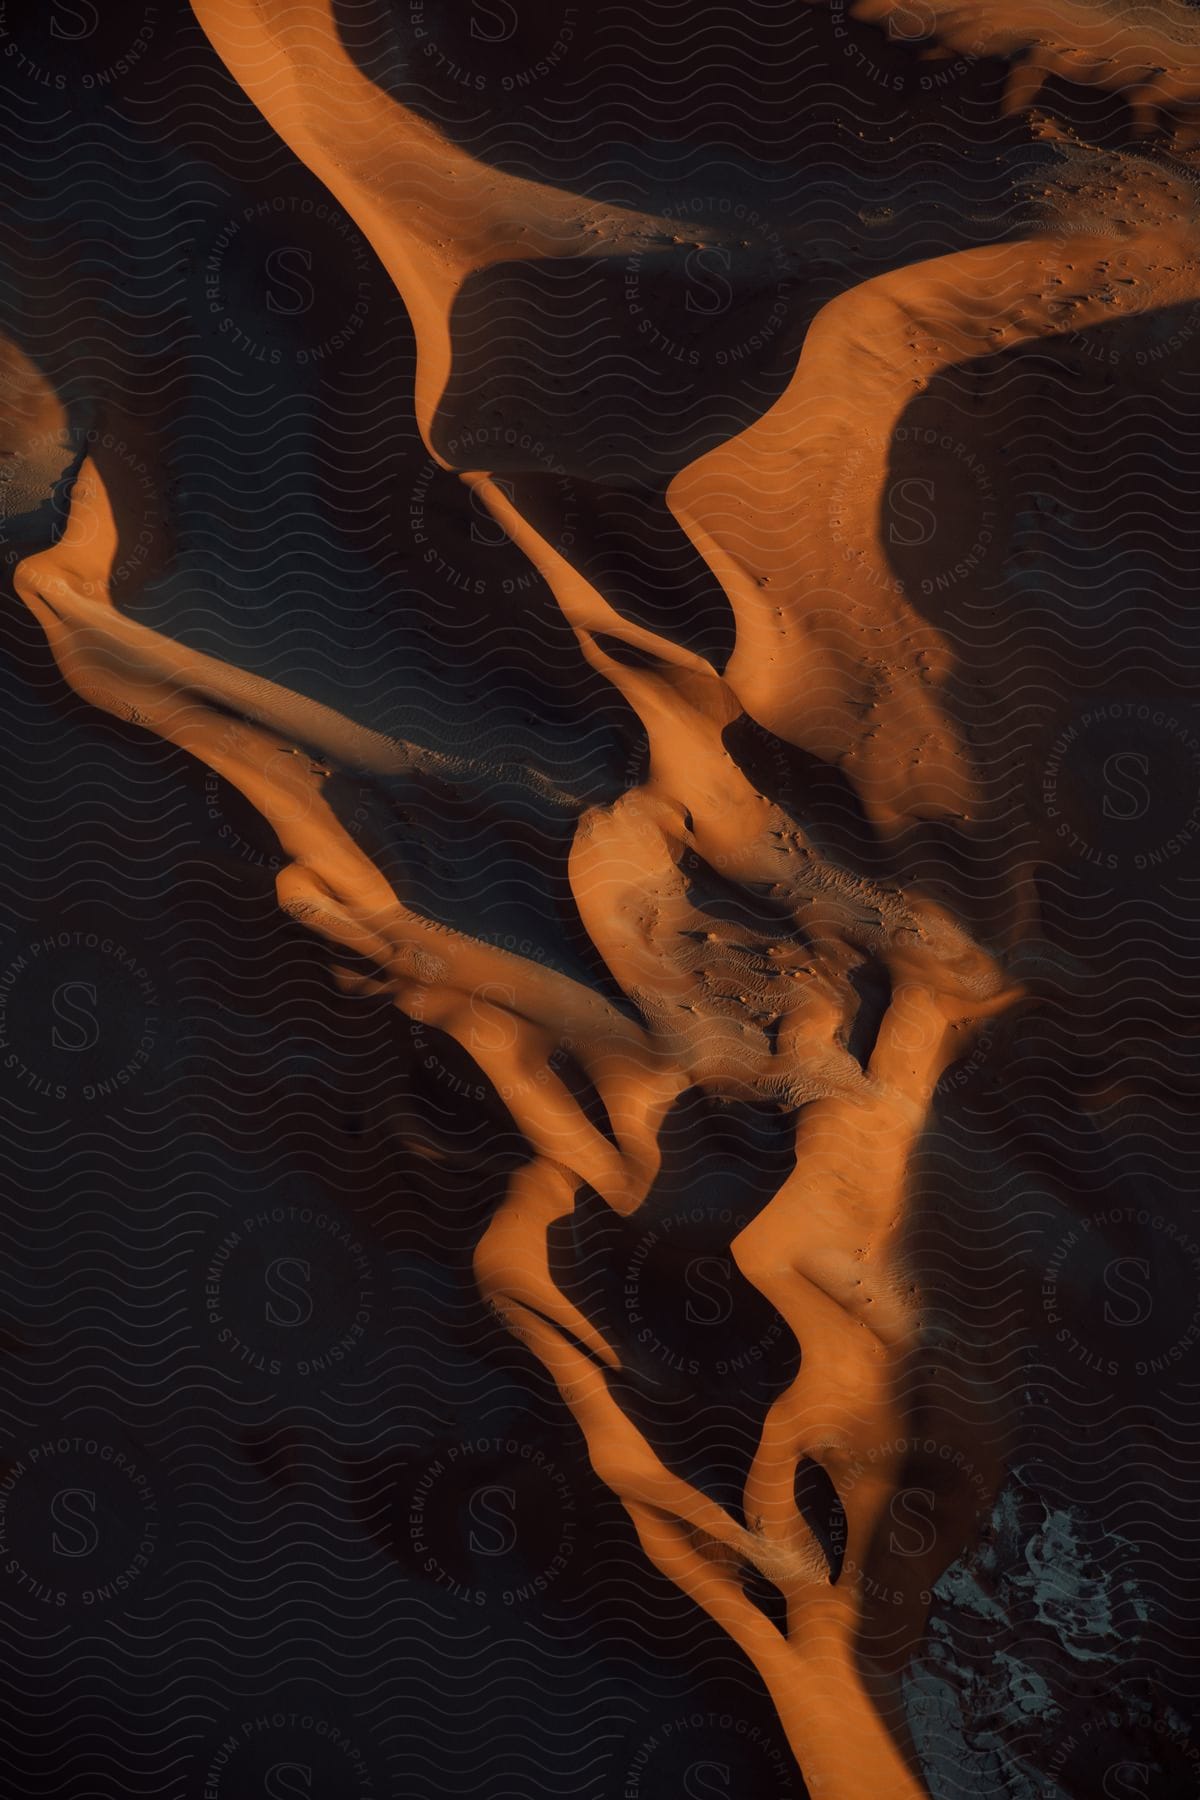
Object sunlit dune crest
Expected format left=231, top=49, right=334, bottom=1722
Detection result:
left=8, top=0, right=1200, bottom=1793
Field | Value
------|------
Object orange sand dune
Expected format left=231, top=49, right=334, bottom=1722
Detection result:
left=854, top=0, right=1200, bottom=137
left=8, top=0, right=1200, bottom=1793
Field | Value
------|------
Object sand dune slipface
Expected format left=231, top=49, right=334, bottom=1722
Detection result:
left=4, top=0, right=1200, bottom=1794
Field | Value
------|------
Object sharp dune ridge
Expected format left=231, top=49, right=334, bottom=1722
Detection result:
left=0, top=0, right=1197, bottom=1794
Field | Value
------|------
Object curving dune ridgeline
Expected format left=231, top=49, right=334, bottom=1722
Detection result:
left=5, top=0, right=1200, bottom=1794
